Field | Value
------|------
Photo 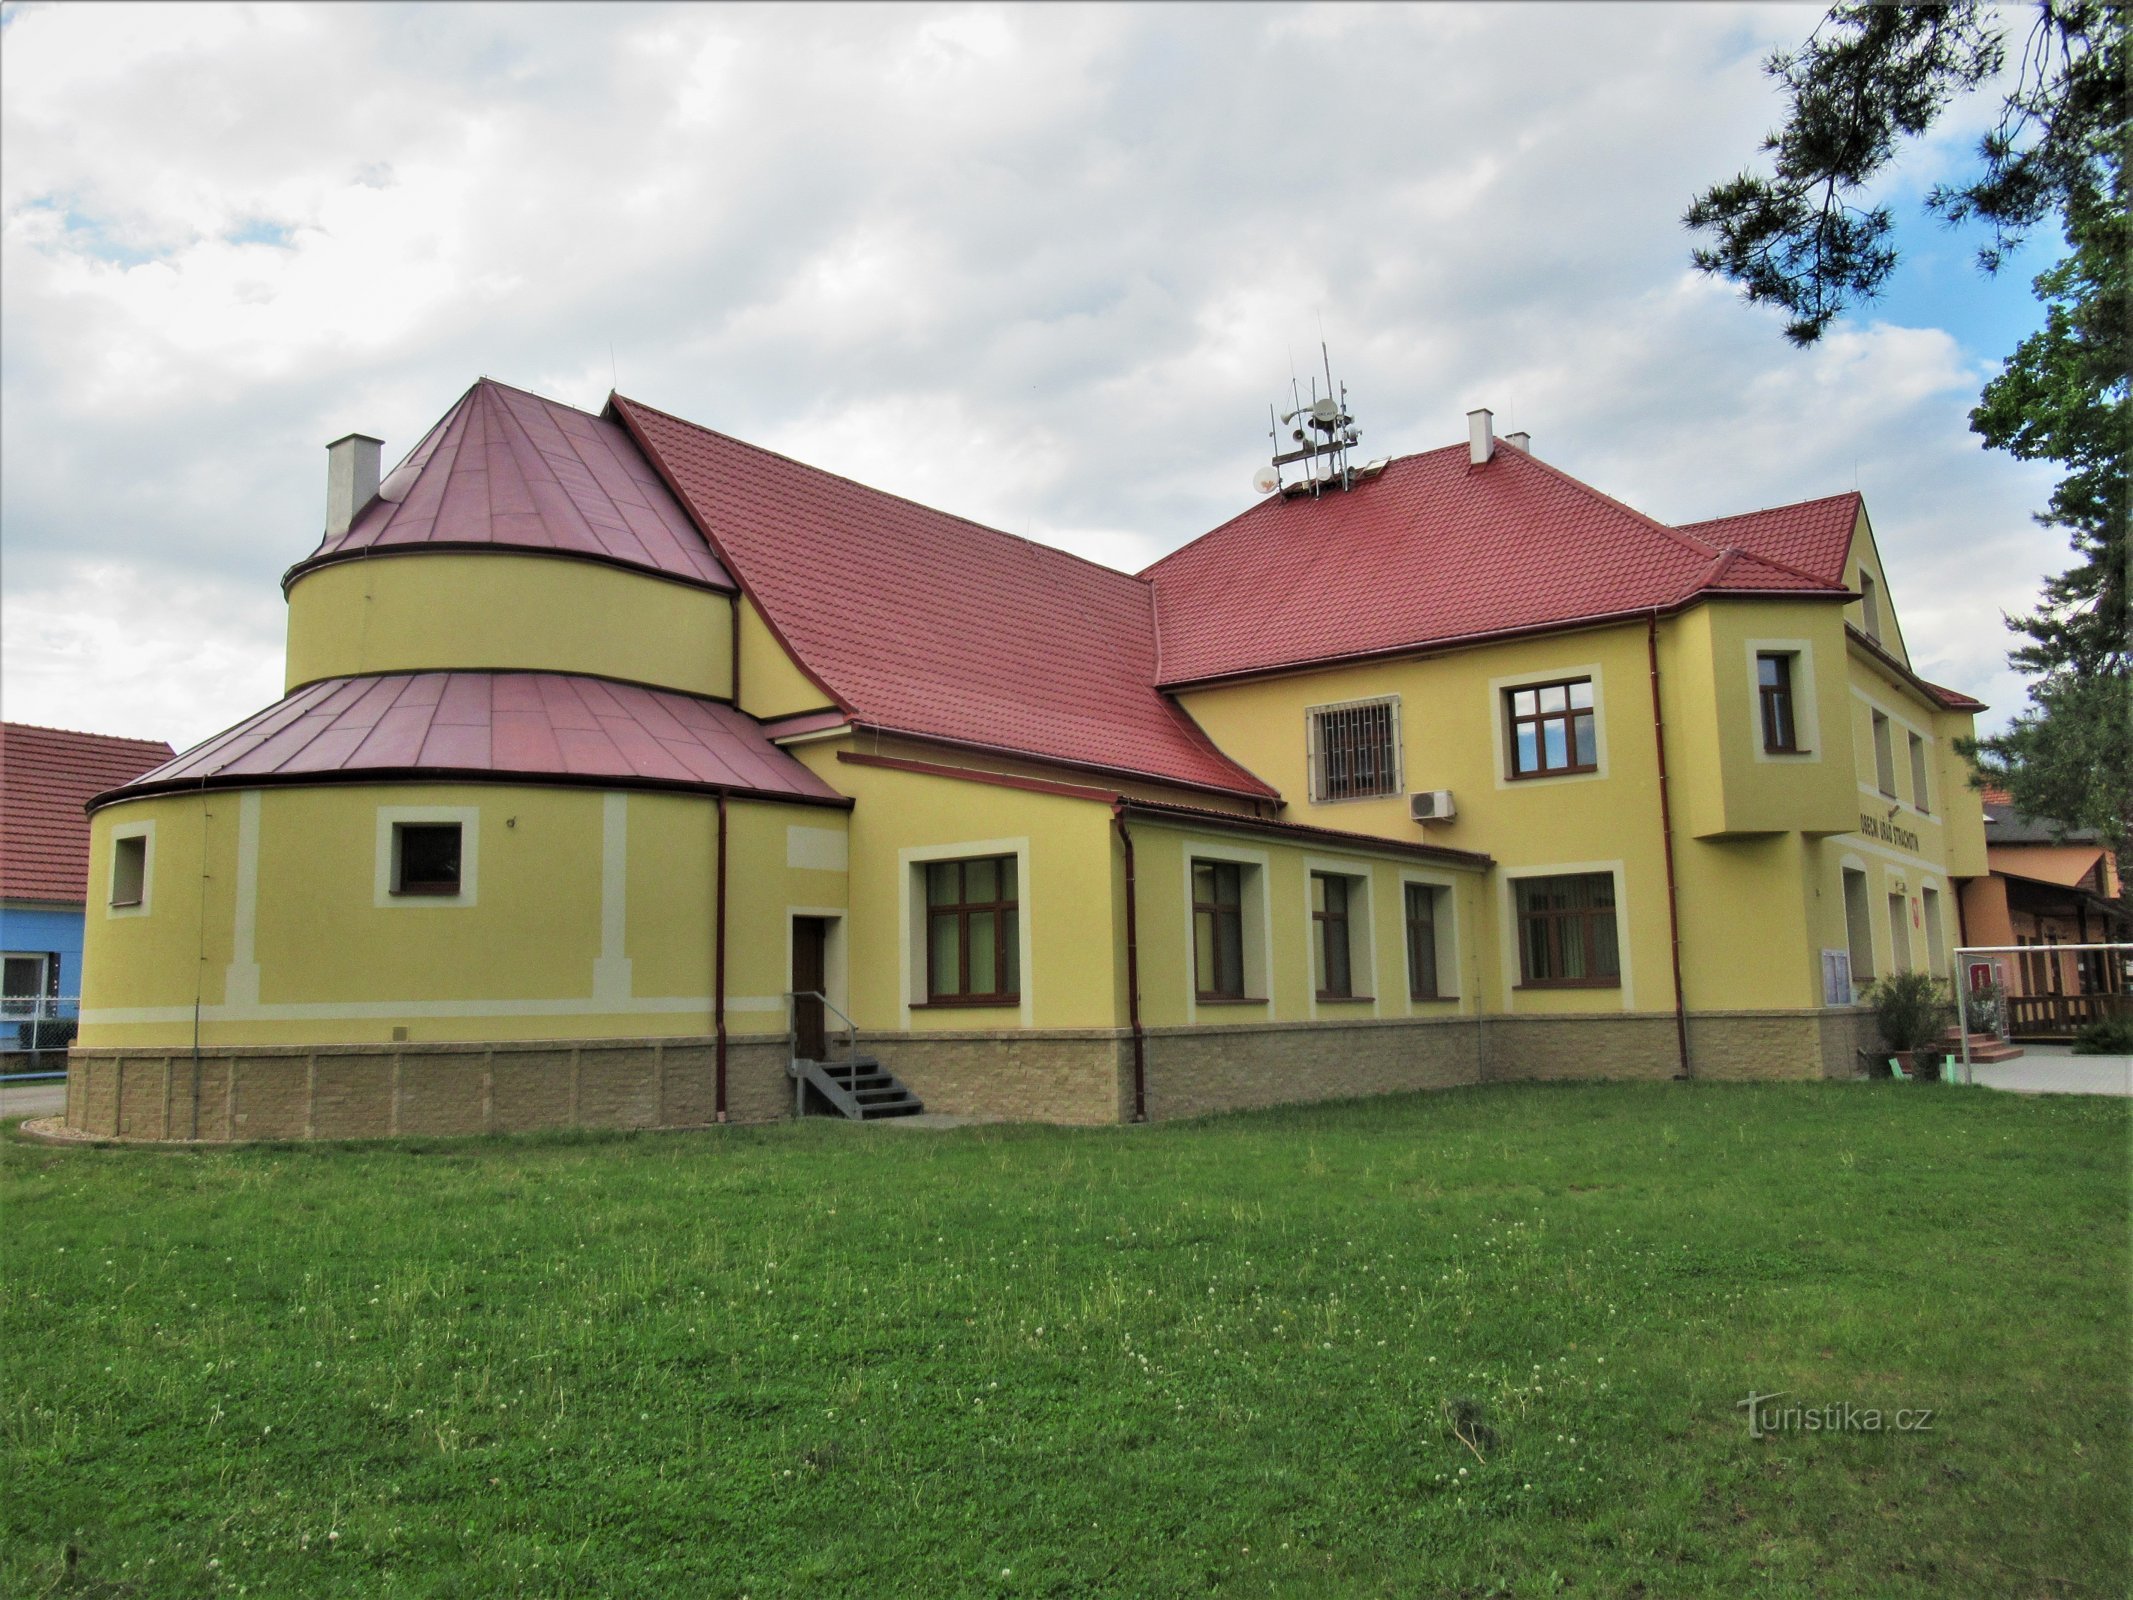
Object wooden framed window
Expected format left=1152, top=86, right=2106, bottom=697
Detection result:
left=1757, top=653, right=1801, bottom=752
left=1507, top=678, right=1596, bottom=778
left=1192, top=860, right=1248, bottom=1001
left=392, top=823, right=462, bottom=896
left=1907, top=731, right=1930, bottom=813
left=925, top=855, right=1020, bottom=1004
left=109, top=835, right=148, bottom=907
left=1312, top=873, right=1365, bottom=999
left=1307, top=696, right=1401, bottom=802
left=1405, top=883, right=1441, bottom=1000
left=1514, top=873, right=1619, bottom=988
left=1872, top=711, right=1897, bottom=797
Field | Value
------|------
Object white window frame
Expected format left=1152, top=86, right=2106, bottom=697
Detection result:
left=1490, top=663, right=1609, bottom=790
left=1181, top=842, right=1273, bottom=1022
left=374, top=805, right=480, bottom=908
left=1304, top=694, right=1403, bottom=805
left=1303, top=859, right=1377, bottom=1016
left=106, top=819, right=155, bottom=917
left=1397, top=871, right=1461, bottom=1006
left=2, top=952, right=51, bottom=1018
left=896, top=837, right=1033, bottom=1028
left=1745, top=638, right=1821, bottom=764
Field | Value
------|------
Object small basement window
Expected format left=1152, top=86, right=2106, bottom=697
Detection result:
left=392, top=822, right=463, bottom=896
left=110, top=835, right=147, bottom=908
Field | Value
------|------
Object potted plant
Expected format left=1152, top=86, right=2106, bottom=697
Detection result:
left=1864, top=971, right=1955, bottom=1080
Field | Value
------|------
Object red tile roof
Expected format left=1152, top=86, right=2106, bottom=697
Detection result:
left=1678, top=492, right=1860, bottom=584
left=610, top=394, right=1277, bottom=801
left=1140, top=443, right=1848, bottom=687
left=289, top=380, right=733, bottom=592
left=101, top=675, right=845, bottom=809
left=1, top=723, right=175, bottom=903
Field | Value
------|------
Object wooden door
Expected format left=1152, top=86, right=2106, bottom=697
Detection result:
left=793, top=918, right=829, bottom=1061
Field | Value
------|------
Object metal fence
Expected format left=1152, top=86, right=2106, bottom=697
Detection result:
left=0, top=996, right=79, bottom=1080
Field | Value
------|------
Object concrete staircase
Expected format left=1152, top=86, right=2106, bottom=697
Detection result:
left=1942, top=1029, right=2024, bottom=1065
left=791, top=1054, right=926, bottom=1121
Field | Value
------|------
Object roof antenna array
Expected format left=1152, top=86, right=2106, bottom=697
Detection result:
left=1256, top=343, right=1377, bottom=499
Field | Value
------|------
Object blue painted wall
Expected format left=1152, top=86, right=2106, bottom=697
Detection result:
left=1, top=902, right=85, bottom=1017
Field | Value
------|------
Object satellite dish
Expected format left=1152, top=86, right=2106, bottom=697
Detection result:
left=1252, top=464, right=1281, bottom=495
left=1310, top=397, right=1340, bottom=423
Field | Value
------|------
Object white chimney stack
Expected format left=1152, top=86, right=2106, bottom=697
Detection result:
left=325, top=433, right=383, bottom=537
left=1466, top=408, right=1494, bottom=466
left=1504, top=430, right=1531, bottom=454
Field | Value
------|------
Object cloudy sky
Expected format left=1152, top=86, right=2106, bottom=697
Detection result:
left=1, top=1, right=2068, bottom=750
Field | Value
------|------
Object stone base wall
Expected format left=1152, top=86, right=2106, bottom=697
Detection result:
left=1143, top=1015, right=1483, bottom=1121
left=63, top=1006, right=1886, bottom=1142
left=859, top=1030, right=1130, bottom=1125
left=62, top=1036, right=789, bottom=1143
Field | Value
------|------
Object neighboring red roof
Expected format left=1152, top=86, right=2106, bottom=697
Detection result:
left=1, top=723, right=175, bottom=903
left=610, top=394, right=1277, bottom=801
left=1678, top=491, right=1861, bottom=585
left=1140, top=443, right=1847, bottom=687
left=101, top=675, right=845, bottom=809
left=289, top=380, right=732, bottom=592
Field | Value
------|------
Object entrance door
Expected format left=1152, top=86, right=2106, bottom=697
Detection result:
left=792, top=918, right=829, bottom=1061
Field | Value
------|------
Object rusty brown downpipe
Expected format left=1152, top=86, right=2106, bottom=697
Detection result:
left=1111, top=804, right=1148, bottom=1122
left=714, top=788, right=729, bottom=1121
left=1647, top=612, right=1692, bottom=1079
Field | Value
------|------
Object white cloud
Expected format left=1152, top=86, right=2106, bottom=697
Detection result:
left=0, top=1, right=2066, bottom=746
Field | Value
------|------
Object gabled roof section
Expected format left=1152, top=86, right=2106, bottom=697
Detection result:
left=1140, top=443, right=1847, bottom=687
left=100, top=674, right=844, bottom=809
left=1678, top=491, right=1861, bottom=585
left=287, top=380, right=732, bottom=592
left=610, top=394, right=1277, bottom=801
left=1, top=723, right=175, bottom=902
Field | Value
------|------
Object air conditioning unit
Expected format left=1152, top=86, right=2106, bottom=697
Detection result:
left=1410, top=789, right=1456, bottom=822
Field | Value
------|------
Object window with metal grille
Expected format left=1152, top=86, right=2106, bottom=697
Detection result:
left=1306, top=696, right=1401, bottom=802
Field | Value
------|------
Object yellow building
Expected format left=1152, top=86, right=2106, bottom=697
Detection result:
left=66, top=383, right=1988, bottom=1138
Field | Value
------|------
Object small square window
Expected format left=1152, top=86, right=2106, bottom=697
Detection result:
left=1507, top=677, right=1597, bottom=778
left=1306, top=697, right=1401, bottom=802
left=393, top=823, right=463, bottom=896
left=110, top=835, right=147, bottom=907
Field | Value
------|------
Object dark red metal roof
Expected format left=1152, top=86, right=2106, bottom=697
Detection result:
left=1, top=723, right=175, bottom=902
left=100, top=675, right=845, bottom=809
left=289, top=380, right=733, bottom=591
left=1678, top=492, right=1861, bottom=585
left=1140, top=443, right=1849, bottom=687
left=610, top=394, right=1277, bottom=802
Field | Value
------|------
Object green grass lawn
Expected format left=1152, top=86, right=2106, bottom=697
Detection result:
left=4, top=1081, right=2126, bottom=1598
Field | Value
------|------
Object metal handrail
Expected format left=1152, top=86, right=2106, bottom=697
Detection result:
left=783, top=989, right=858, bottom=1061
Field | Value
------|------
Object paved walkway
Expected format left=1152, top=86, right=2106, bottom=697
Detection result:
left=0, top=1079, right=67, bottom=1120
left=1967, top=1044, right=2133, bottom=1097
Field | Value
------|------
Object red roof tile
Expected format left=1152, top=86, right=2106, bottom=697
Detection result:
left=1, top=723, right=175, bottom=903
left=101, top=675, right=845, bottom=809
left=610, top=394, right=1276, bottom=801
left=289, top=380, right=733, bottom=592
left=1678, top=492, right=1860, bottom=585
left=1140, top=444, right=1847, bottom=686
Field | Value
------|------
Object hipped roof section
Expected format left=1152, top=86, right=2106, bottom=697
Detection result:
left=0, top=723, right=175, bottom=900
left=98, top=674, right=847, bottom=810
left=609, top=393, right=1278, bottom=802
left=1139, top=443, right=1850, bottom=687
left=286, top=380, right=733, bottom=592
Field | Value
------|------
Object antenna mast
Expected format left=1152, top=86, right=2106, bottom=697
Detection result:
left=1257, top=343, right=1364, bottom=499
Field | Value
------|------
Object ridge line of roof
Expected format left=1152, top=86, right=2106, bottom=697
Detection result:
left=1677, top=488, right=1862, bottom=534
left=609, top=391, right=1158, bottom=598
